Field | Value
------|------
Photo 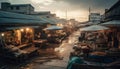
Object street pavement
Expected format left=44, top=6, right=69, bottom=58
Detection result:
left=30, top=30, right=81, bottom=69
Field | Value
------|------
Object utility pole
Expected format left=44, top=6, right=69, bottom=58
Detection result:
left=89, top=7, right=91, bottom=21
left=65, top=9, right=68, bottom=26
left=66, top=9, right=68, bottom=21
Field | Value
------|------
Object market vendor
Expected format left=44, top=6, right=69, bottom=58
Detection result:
left=69, top=45, right=81, bottom=59
left=107, top=31, right=113, bottom=48
left=79, top=32, right=85, bottom=42
left=81, top=45, right=91, bottom=57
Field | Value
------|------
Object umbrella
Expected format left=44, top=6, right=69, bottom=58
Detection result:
left=101, top=20, right=120, bottom=27
left=44, top=26, right=63, bottom=30
left=80, top=25, right=109, bottom=31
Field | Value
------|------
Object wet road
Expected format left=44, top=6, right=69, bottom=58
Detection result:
left=56, top=30, right=80, bottom=62
left=21, top=30, right=81, bottom=69
left=35, top=30, right=80, bottom=69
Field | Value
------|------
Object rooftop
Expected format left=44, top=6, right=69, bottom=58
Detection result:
left=0, top=10, right=47, bottom=24
left=105, top=0, right=120, bottom=13
left=1, top=2, right=34, bottom=9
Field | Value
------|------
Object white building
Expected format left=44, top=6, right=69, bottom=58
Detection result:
left=89, top=13, right=101, bottom=23
left=1, top=2, right=34, bottom=14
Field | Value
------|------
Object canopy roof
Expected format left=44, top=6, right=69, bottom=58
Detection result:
left=44, top=26, right=63, bottom=30
left=6, top=26, right=39, bottom=30
left=80, top=25, right=109, bottom=31
left=0, top=11, right=48, bottom=24
left=0, top=18, right=46, bottom=24
left=101, top=20, right=120, bottom=27
left=40, top=16, right=63, bottom=25
left=0, top=26, right=40, bottom=32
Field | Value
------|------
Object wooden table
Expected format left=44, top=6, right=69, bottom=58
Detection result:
left=33, top=40, right=47, bottom=48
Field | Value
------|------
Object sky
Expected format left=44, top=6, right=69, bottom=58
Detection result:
left=0, top=0, right=118, bottom=22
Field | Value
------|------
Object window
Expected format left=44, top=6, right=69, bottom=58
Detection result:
left=16, top=6, right=20, bottom=10
left=11, top=7, right=13, bottom=10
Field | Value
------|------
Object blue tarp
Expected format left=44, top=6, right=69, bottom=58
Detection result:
left=67, top=57, right=84, bottom=69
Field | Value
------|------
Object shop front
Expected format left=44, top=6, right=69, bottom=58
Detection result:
left=0, top=27, right=38, bottom=61
left=44, top=26, right=66, bottom=44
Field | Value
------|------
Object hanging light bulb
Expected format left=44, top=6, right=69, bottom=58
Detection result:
left=1, top=33, right=4, bottom=36
left=26, top=28, right=30, bottom=31
left=20, top=29, right=24, bottom=32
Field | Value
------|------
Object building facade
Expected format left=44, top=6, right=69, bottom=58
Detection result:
left=104, top=0, right=120, bottom=21
left=1, top=2, right=34, bottom=14
left=89, top=13, right=101, bottom=23
left=0, top=2, right=66, bottom=25
left=30, top=11, right=56, bottom=18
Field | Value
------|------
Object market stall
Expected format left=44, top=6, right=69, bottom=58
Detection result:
left=0, top=27, right=38, bottom=62
left=79, top=25, right=109, bottom=50
left=44, top=25, right=66, bottom=44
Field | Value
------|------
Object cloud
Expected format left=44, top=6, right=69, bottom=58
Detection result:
left=30, top=0, right=119, bottom=21
left=54, top=0, right=118, bottom=10
left=9, top=0, right=30, bottom=4
left=30, top=0, right=54, bottom=6
left=0, top=0, right=119, bottom=21
left=0, top=0, right=9, bottom=2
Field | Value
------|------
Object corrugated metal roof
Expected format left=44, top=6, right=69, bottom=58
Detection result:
left=40, top=17, right=56, bottom=24
left=80, top=25, right=109, bottom=31
left=41, top=17, right=62, bottom=24
left=0, top=11, right=40, bottom=20
left=101, top=20, right=120, bottom=27
left=6, top=26, right=39, bottom=30
left=0, top=11, right=64, bottom=25
left=0, top=11, right=48, bottom=24
left=44, top=25, right=63, bottom=30
left=0, top=18, right=46, bottom=24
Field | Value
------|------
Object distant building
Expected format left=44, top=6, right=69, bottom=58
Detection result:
left=0, top=2, right=57, bottom=18
left=67, top=19, right=79, bottom=27
left=30, top=11, right=56, bottom=18
left=104, top=0, right=120, bottom=21
left=0, top=2, right=63, bottom=25
left=1, top=2, right=34, bottom=14
left=101, top=14, right=105, bottom=22
left=89, top=13, right=101, bottom=23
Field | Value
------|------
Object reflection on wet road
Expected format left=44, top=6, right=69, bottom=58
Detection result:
left=42, top=31, right=81, bottom=69
left=22, top=30, right=80, bottom=69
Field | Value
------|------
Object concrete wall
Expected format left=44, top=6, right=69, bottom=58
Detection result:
left=89, top=13, right=101, bottom=23
left=1, top=2, right=34, bottom=14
